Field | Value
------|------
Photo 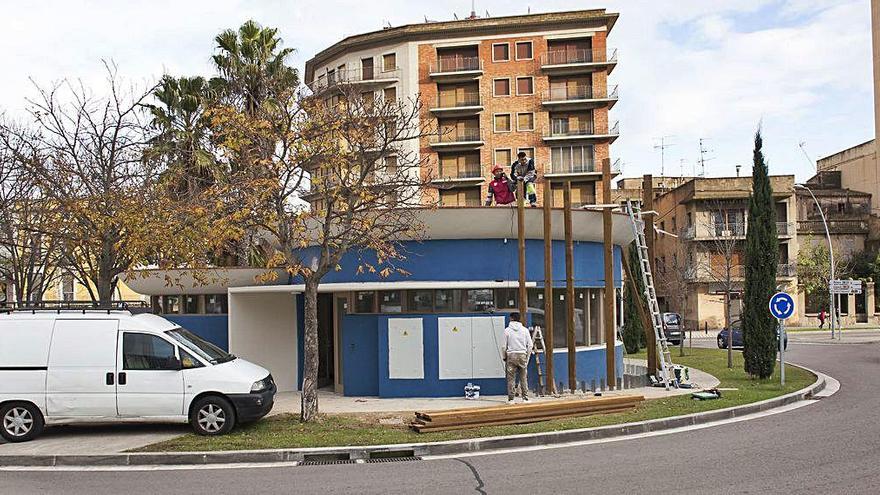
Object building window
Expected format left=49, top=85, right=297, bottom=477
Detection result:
left=434, top=289, right=462, bottom=312
left=494, top=149, right=512, bottom=167
left=407, top=290, right=434, bottom=312
left=385, top=155, right=398, bottom=175
left=439, top=152, right=480, bottom=179
left=466, top=289, right=495, bottom=312
left=382, top=53, right=397, bottom=72
left=493, top=78, right=511, bottom=97
left=549, top=145, right=594, bottom=174
left=354, top=291, right=376, bottom=313
left=516, top=77, right=534, bottom=95
left=494, top=114, right=512, bottom=133
left=383, top=86, right=397, bottom=103
left=184, top=295, right=199, bottom=314
left=361, top=57, right=374, bottom=80
left=515, top=41, right=533, bottom=60
left=517, top=112, right=535, bottom=131
left=205, top=294, right=228, bottom=314
left=517, top=147, right=535, bottom=159
left=162, top=295, right=180, bottom=314
left=61, top=275, right=75, bottom=301
left=495, top=288, right=518, bottom=310
left=550, top=182, right=596, bottom=208
left=440, top=187, right=481, bottom=207
left=379, top=290, right=403, bottom=313
left=492, top=43, right=510, bottom=62
left=361, top=91, right=375, bottom=110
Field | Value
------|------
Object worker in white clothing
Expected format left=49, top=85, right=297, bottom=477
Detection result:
left=503, top=312, right=533, bottom=404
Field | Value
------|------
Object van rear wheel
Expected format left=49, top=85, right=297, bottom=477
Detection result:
left=0, top=402, right=44, bottom=443
left=191, top=396, right=236, bottom=436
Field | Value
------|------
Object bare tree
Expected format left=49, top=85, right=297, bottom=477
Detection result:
left=0, top=122, right=65, bottom=303
left=10, top=64, right=171, bottom=304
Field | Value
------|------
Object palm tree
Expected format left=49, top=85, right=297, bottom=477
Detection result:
left=211, top=20, right=299, bottom=117
left=146, top=75, right=217, bottom=199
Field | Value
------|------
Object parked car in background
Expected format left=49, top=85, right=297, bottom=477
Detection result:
left=662, top=312, right=685, bottom=345
left=0, top=310, right=275, bottom=443
left=717, top=320, right=788, bottom=350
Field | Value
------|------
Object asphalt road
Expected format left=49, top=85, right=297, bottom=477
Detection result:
left=3, top=341, right=879, bottom=495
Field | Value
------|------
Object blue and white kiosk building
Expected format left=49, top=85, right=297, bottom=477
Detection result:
left=128, top=208, right=630, bottom=397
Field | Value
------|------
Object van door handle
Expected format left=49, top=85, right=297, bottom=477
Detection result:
left=106, top=372, right=114, bottom=385
left=118, top=372, right=127, bottom=385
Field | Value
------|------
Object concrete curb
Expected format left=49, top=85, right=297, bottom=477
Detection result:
left=0, top=364, right=827, bottom=467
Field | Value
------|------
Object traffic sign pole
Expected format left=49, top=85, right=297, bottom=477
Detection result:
left=769, top=292, right=794, bottom=387
left=778, top=319, right=785, bottom=386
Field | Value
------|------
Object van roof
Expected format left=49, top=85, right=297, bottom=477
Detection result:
left=0, top=311, right=179, bottom=332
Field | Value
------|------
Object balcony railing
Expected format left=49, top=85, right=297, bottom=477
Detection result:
left=778, top=263, right=797, bottom=277
left=685, top=263, right=797, bottom=281
left=432, top=57, right=482, bottom=74
left=309, top=67, right=400, bottom=93
left=550, top=159, right=597, bottom=175
left=437, top=166, right=482, bottom=180
left=541, top=48, right=618, bottom=67
left=798, top=219, right=869, bottom=234
left=542, top=85, right=619, bottom=102
left=776, top=221, right=795, bottom=236
left=544, top=121, right=619, bottom=139
left=434, top=92, right=481, bottom=109
left=428, top=128, right=483, bottom=145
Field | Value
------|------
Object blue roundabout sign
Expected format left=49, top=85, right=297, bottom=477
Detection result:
left=769, top=292, right=795, bottom=320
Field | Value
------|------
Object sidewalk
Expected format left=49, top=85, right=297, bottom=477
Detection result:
left=0, top=359, right=719, bottom=456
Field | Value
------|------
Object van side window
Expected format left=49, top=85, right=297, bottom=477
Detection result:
left=122, top=333, right=176, bottom=370
left=180, top=349, right=204, bottom=369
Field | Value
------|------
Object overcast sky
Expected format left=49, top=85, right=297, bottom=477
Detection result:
left=0, top=0, right=873, bottom=182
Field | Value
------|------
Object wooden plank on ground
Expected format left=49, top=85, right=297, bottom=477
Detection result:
left=412, top=405, right=637, bottom=433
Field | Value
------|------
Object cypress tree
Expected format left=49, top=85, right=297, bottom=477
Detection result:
left=742, top=129, right=779, bottom=378
left=622, top=242, right=646, bottom=354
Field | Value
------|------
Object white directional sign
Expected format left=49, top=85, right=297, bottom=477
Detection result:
left=831, top=279, right=862, bottom=295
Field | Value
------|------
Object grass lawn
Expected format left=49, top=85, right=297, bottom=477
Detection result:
left=786, top=326, right=880, bottom=333
left=136, top=348, right=815, bottom=452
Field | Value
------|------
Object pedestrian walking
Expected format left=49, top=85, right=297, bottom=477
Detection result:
left=818, top=309, right=827, bottom=329
left=503, top=312, right=533, bottom=404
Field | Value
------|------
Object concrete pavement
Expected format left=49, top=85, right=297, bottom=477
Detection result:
left=1, top=341, right=872, bottom=494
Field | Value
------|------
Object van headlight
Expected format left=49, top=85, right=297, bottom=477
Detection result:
left=251, top=377, right=270, bottom=393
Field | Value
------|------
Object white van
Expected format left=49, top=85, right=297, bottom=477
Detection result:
left=0, top=310, right=275, bottom=442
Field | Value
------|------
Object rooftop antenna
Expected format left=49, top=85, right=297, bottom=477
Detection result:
left=798, top=141, right=817, bottom=172
left=454, top=13, right=459, bottom=20
left=698, top=138, right=714, bottom=177
left=735, top=164, right=742, bottom=177
left=653, top=136, right=675, bottom=177
left=680, top=158, right=686, bottom=177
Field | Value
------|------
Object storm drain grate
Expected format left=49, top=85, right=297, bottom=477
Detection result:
left=364, top=456, right=422, bottom=464
left=299, top=459, right=358, bottom=466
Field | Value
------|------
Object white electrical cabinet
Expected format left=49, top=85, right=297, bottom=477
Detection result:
left=438, top=316, right=506, bottom=380
left=387, top=318, right=424, bottom=379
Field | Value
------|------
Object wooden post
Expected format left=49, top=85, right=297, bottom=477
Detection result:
left=563, top=181, right=576, bottom=393
left=517, top=181, right=528, bottom=319
left=543, top=190, right=555, bottom=395
left=603, top=159, right=616, bottom=388
left=641, top=174, right=658, bottom=374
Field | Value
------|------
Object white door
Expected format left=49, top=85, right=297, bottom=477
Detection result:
left=116, top=332, right=184, bottom=417
left=47, top=319, right=119, bottom=418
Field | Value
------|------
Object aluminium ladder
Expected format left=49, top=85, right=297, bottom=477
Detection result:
left=624, top=199, right=675, bottom=390
left=531, top=326, right=548, bottom=395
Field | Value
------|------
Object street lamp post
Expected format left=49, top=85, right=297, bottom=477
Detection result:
left=795, top=183, right=836, bottom=339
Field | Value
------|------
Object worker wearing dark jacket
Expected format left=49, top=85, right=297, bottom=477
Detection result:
left=485, top=166, right=516, bottom=206
left=511, top=152, right=538, bottom=207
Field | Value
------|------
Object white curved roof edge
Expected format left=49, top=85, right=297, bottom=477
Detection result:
left=228, top=280, right=539, bottom=295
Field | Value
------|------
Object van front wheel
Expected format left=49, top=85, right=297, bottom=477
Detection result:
left=191, top=396, right=236, bottom=436
left=0, top=402, right=44, bottom=443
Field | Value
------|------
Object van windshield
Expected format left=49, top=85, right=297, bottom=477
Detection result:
left=663, top=314, right=681, bottom=325
left=166, top=327, right=235, bottom=365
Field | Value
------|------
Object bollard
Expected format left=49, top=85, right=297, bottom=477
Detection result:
left=580, top=381, right=587, bottom=393
left=559, top=382, right=565, bottom=394
left=591, top=379, right=596, bottom=392
left=624, top=375, right=630, bottom=389
left=600, top=378, right=606, bottom=391
left=617, top=377, right=623, bottom=390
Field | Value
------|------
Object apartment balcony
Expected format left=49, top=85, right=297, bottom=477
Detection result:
left=541, top=85, right=619, bottom=110
left=430, top=165, right=484, bottom=187
left=798, top=219, right=869, bottom=235
left=429, top=58, right=483, bottom=81
left=542, top=121, right=619, bottom=144
left=308, top=67, right=401, bottom=94
left=545, top=157, right=621, bottom=179
left=776, top=221, right=795, bottom=238
left=541, top=48, right=618, bottom=75
left=682, top=222, right=795, bottom=241
left=684, top=263, right=797, bottom=282
left=429, top=93, right=483, bottom=117
left=427, top=129, right=484, bottom=150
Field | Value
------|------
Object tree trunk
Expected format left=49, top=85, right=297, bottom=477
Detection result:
left=725, top=286, right=733, bottom=369
left=300, top=278, right=320, bottom=422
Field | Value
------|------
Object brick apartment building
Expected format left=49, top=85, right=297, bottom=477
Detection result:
left=303, top=9, right=620, bottom=208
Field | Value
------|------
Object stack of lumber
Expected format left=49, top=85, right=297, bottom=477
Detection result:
left=411, top=395, right=644, bottom=433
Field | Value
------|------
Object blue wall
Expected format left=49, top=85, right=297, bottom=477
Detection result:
left=528, top=345, right=625, bottom=391
left=340, top=312, right=623, bottom=398
left=293, top=239, right=622, bottom=288
left=164, top=315, right=229, bottom=351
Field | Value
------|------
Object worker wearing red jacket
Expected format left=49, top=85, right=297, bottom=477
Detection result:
left=485, top=166, right=516, bottom=206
